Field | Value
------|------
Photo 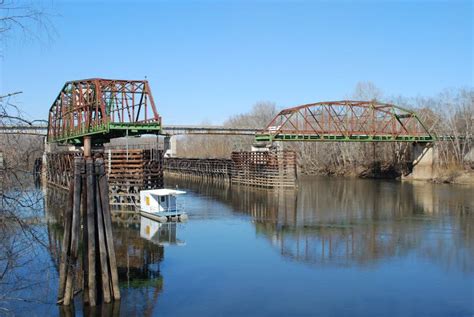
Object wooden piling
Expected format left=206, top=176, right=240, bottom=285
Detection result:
left=81, top=169, right=89, bottom=304
left=63, top=157, right=83, bottom=305
left=84, top=136, right=92, bottom=158
left=59, top=304, right=75, bottom=317
left=57, top=181, right=74, bottom=301
left=86, top=158, right=97, bottom=306
left=95, top=160, right=111, bottom=303
left=97, top=158, right=121, bottom=300
left=56, top=154, right=121, bottom=308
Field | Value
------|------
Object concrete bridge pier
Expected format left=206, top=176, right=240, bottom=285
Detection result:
left=405, top=142, right=438, bottom=180
left=164, top=135, right=177, bottom=158
left=250, top=141, right=278, bottom=152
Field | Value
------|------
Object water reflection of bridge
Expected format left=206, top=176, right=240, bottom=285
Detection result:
left=44, top=186, right=167, bottom=315
left=166, top=176, right=474, bottom=271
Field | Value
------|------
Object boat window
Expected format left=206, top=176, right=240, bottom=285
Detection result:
left=160, top=196, right=165, bottom=203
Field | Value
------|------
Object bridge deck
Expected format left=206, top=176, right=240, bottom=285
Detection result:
left=255, top=133, right=435, bottom=142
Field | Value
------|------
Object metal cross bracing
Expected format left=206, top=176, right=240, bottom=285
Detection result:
left=47, top=78, right=161, bottom=144
left=255, top=100, right=435, bottom=143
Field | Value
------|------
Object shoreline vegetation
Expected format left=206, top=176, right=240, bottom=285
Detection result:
left=299, top=163, right=474, bottom=185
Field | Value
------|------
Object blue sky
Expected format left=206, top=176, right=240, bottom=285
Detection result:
left=1, top=0, right=472, bottom=124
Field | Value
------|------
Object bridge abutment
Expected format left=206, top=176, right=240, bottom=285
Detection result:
left=404, top=143, right=438, bottom=181
left=164, top=136, right=177, bottom=158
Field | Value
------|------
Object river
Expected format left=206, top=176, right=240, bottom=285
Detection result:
left=2, top=176, right=473, bottom=316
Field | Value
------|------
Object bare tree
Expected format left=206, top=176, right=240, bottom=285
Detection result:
left=178, top=102, right=278, bottom=158
left=413, top=89, right=474, bottom=170
left=0, top=1, right=55, bottom=312
left=0, top=0, right=54, bottom=42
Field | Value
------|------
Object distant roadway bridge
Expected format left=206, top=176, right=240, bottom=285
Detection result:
left=0, top=124, right=469, bottom=142
left=0, top=124, right=260, bottom=137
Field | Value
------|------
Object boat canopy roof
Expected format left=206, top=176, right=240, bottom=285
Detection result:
left=141, top=189, right=186, bottom=196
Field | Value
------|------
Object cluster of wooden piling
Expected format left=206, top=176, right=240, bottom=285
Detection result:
left=106, top=149, right=164, bottom=208
left=45, top=149, right=165, bottom=208
left=46, top=152, right=80, bottom=189
left=164, top=157, right=232, bottom=181
left=231, top=150, right=297, bottom=188
left=58, top=156, right=120, bottom=306
left=163, top=151, right=297, bottom=188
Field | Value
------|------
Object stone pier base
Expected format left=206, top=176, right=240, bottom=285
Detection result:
left=403, top=143, right=437, bottom=181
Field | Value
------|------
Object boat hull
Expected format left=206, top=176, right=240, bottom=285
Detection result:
left=140, top=211, right=187, bottom=223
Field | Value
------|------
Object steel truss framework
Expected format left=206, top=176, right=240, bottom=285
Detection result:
left=47, top=78, right=161, bottom=144
left=255, top=101, right=434, bottom=143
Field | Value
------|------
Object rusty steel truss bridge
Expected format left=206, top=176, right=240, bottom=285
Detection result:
left=1, top=78, right=467, bottom=144
left=47, top=78, right=161, bottom=144
left=255, top=101, right=435, bottom=143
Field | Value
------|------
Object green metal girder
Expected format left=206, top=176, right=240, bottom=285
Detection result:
left=108, top=122, right=162, bottom=131
left=255, top=133, right=435, bottom=143
left=50, top=122, right=162, bottom=145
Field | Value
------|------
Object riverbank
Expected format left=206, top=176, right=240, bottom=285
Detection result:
left=300, top=164, right=474, bottom=185
left=300, top=162, right=406, bottom=180
left=431, top=169, right=474, bottom=185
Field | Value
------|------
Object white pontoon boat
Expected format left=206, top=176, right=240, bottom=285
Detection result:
left=139, top=189, right=187, bottom=222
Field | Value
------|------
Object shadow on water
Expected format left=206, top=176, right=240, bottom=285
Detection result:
left=166, top=175, right=474, bottom=272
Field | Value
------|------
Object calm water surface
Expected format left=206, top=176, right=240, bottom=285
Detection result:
left=4, top=177, right=474, bottom=316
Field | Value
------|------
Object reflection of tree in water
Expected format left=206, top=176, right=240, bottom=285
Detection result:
left=408, top=182, right=474, bottom=273
left=0, top=184, right=59, bottom=314
left=167, top=176, right=474, bottom=272
left=44, top=186, right=165, bottom=316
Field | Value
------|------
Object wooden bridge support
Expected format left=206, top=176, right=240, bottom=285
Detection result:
left=45, top=152, right=80, bottom=189
left=57, top=156, right=120, bottom=306
left=44, top=149, right=164, bottom=208
left=164, top=157, right=232, bottom=181
left=106, top=149, right=164, bottom=208
left=164, top=150, right=298, bottom=188
left=231, top=150, right=297, bottom=188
